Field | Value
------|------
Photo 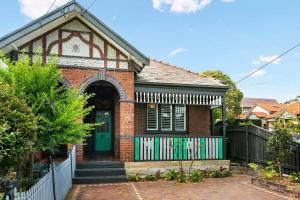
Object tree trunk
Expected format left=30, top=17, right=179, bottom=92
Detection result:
left=278, top=161, right=282, bottom=177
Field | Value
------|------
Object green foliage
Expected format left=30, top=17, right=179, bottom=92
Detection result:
left=208, top=167, right=232, bottom=178
left=267, top=119, right=294, bottom=177
left=0, top=54, right=94, bottom=153
left=144, top=174, right=157, bottom=181
left=0, top=83, right=37, bottom=176
left=291, top=172, right=300, bottom=183
left=163, top=169, right=179, bottom=181
left=260, top=161, right=278, bottom=180
left=176, top=171, right=187, bottom=183
left=128, top=174, right=142, bottom=182
left=248, top=163, right=259, bottom=171
left=202, top=70, right=243, bottom=120
left=189, top=170, right=204, bottom=182
left=209, top=170, right=223, bottom=178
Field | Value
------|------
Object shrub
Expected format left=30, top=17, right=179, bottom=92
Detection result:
left=176, top=171, right=187, bottom=183
left=209, top=170, right=223, bottom=178
left=144, top=174, right=157, bottom=181
left=128, top=174, right=142, bottom=182
left=0, top=82, right=37, bottom=177
left=164, top=169, right=179, bottom=181
left=291, top=172, right=300, bottom=183
left=222, top=170, right=232, bottom=177
left=248, top=163, right=259, bottom=171
left=260, top=162, right=278, bottom=180
left=189, top=170, right=204, bottom=182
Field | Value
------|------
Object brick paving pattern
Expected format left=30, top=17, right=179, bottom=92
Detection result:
left=67, top=176, right=288, bottom=200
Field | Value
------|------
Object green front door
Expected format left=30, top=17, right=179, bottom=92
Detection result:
left=95, top=111, right=112, bottom=152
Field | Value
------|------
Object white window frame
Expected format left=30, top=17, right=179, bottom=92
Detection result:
left=175, top=105, right=186, bottom=131
left=147, top=104, right=158, bottom=131
left=161, top=104, right=172, bottom=131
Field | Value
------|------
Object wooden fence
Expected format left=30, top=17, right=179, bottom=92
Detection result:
left=226, top=125, right=300, bottom=173
left=7, top=146, right=76, bottom=200
left=134, top=135, right=223, bottom=161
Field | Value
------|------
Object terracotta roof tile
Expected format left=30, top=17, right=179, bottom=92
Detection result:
left=136, top=59, right=226, bottom=87
left=252, top=112, right=268, bottom=118
left=256, top=103, right=283, bottom=112
left=286, top=102, right=300, bottom=115
left=241, top=97, right=278, bottom=108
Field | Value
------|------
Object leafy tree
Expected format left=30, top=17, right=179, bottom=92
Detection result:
left=0, top=82, right=36, bottom=177
left=267, top=119, right=294, bottom=177
left=201, top=70, right=243, bottom=121
left=0, top=53, right=94, bottom=154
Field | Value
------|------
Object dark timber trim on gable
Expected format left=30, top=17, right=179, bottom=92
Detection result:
left=0, top=0, right=149, bottom=68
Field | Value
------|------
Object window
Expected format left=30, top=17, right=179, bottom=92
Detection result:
left=147, top=103, right=158, bottom=130
left=161, top=104, right=172, bottom=131
left=175, top=105, right=186, bottom=131
left=146, top=104, right=187, bottom=132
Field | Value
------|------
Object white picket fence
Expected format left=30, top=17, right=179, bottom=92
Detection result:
left=8, top=146, right=76, bottom=200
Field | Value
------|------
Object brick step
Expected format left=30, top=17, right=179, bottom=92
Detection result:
left=77, top=161, right=124, bottom=169
left=75, top=168, right=126, bottom=177
left=73, top=175, right=128, bottom=184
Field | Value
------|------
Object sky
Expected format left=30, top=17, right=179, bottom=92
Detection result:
left=0, top=0, right=300, bottom=103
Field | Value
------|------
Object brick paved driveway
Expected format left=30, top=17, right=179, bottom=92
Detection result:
left=67, top=176, right=289, bottom=200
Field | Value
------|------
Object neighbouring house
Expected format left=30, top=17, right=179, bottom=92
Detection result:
left=0, top=1, right=228, bottom=168
left=285, top=101, right=300, bottom=118
left=240, top=102, right=296, bottom=131
left=241, top=97, right=278, bottom=114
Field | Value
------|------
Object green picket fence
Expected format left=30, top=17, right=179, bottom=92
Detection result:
left=134, top=135, right=223, bottom=161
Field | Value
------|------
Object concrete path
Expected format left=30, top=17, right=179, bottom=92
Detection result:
left=67, top=175, right=290, bottom=200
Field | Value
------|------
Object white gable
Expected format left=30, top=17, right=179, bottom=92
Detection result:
left=252, top=105, right=269, bottom=115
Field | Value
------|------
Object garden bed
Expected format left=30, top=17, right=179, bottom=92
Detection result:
left=251, top=176, right=300, bottom=198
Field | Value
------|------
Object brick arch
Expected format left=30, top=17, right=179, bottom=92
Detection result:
left=59, top=76, right=72, bottom=88
left=79, top=72, right=128, bottom=101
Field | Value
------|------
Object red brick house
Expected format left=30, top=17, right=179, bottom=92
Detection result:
left=0, top=1, right=228, bottom=164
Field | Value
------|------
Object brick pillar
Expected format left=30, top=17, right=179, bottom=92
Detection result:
left=114, top=100, right=120, bottom=159
left=76, top=144, right=84, bottom=163
left=119, top=101, right=135, bottom=162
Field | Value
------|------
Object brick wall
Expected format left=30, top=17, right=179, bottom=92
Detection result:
left=134, top=103, right=145, bottom=135
left=188, top=105, right=211, bottom=136
left=119, top=102, right=135, bottom=161
left=61, top=67, right=135, bottom=162
left=133, top=104, right=212, bottom=136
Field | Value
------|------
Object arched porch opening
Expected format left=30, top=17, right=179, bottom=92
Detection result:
left=83, top=80, right=120, bottom=161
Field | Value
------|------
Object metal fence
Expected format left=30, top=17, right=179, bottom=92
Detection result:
left=226, top=125, right=300, bottom=174
left=134, top=135, right=224, bottom=161
left=6, top=146, right=76, bottom=200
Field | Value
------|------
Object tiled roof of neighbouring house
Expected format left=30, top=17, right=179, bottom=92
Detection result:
left=256, top=103, right=283, bottom=113
left=135, top=59, right=227, bottom=88
left=241, top=97, right=278, bottom=108
left=286, top=102, right=300, bottom=115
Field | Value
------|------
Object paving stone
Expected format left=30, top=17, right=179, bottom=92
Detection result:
left=67, top=176, right=287, bottom=200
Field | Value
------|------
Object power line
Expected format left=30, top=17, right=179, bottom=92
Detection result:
left=46, top=0, right=58, bottom=14
left=81, top=0, right=97, bottom=16
left=236, top=43, right=300, bottom=84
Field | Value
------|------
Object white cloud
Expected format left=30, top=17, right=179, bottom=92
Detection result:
left=249, top=69, right=266, bottom=77
left=18, top=0, right=69, bottom=19
left=259, top=55, right=282, bottom=64
left=152, top=0, right=212, bottom=13
left=169, top=48, right=187, bottom=56
left=252, top=60, right=260, bottom=65
left=222, top=0, right=235, bottom=3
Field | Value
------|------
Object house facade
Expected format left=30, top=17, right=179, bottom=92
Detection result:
left=241, top=97, right=278, bottom=114
left=0, top=1, right=228, bottom=163
left=240, top=103, right=296, bottom=131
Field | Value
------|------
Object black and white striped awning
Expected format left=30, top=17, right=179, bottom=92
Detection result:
left=135, top=92, right=223, bottom=106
